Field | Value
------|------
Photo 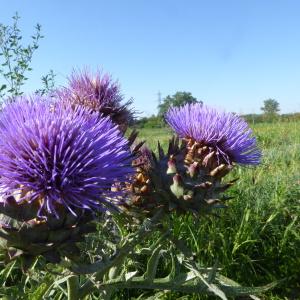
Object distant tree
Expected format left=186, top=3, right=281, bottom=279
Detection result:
left=261, top=99, right=280, bottom=115
left=158, top=91, right=201, bottom=116
left=134, top=115, right=165, bottom=128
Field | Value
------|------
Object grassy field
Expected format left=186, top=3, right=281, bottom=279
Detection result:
left=133, top=122, right=300, bottom=299
left=0, top=122, right=299, bottom=299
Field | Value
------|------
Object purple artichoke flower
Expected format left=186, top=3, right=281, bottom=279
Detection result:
left=0, top=97, right=133, bottom=217
left=56, top=69, right=133, bottom=132
left=165, top=103, right=261, bottom=165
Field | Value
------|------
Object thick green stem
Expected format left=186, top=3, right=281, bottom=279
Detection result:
left=78, top=208, right=164, bottom=298
left=90, top=275, right=275, bottom=297
left=67, top=275, right=79, bottom=300
left=98, top=275, right=206, bottom=294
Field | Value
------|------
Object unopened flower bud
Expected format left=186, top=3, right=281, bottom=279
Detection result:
left=170, top=174, right=184, bottom=198
left=167, top=156, right=177, bottom=174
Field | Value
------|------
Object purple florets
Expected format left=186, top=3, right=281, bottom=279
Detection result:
left=56, top=69, right=133, bottom=132
left=165, top=103, right=261, bottom=165
left=0, top=97, right=133, bottom=217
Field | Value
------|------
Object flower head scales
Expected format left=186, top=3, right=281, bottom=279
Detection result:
left=165, top=103, right=261, bottom=165
left=0, top=97, right=133, bottom=217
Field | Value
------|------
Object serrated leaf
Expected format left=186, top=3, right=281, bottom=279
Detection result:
left=144, top=244, right=165, bottom=282
left=220, top=281, right=278, bottom=296
left=184, top=261, right=227, bottom=300
left=207, top=284, right=227, bottom=300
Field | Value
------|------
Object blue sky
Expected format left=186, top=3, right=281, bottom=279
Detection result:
left=1, top=0, right=300, bottom=116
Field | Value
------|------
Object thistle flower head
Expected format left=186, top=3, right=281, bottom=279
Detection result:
left=0, top=97, right=133, bottom=217
left=165, top=103, right=261, bottom=165
left=56, top=69, right=133, bottom=132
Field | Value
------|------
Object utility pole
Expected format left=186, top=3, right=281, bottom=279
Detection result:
left=157, top=91, right=162, bottom=106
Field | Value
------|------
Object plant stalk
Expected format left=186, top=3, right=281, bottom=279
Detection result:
left=78, top=208, right=164, bottom=298
left=67, top=275, right=79, bottom=300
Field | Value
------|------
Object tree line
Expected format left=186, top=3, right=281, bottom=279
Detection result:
left=134, top=96, right=299, bottom=128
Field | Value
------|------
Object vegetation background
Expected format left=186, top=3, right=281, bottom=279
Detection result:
left=131, top=123, right=300, bottom=300
left=0, top=13, right=299, bottom=300
left=1, top=122, right=299, bottom=300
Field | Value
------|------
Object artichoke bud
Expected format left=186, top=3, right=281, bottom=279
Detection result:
left=170, top=174, right=184, bottom=198
left=167, top=156, right=177, bottom=174
left=125, top=136, right=238, bottom=217
left=0, top=193, right=97, bottom=266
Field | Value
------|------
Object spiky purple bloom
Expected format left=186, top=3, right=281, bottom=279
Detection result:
left=165, top=103, right=261, bottom=165
left=56, top=69, right=133, bottom=132
left=0, top=97, right=133, bottom=217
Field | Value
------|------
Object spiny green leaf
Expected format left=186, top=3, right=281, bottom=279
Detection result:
left=144, top=244, right=166, bottom=282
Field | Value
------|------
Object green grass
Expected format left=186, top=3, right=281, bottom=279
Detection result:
left=0, top=122, right=299, bottom=299
left=134, top=122, right=300, bottom=299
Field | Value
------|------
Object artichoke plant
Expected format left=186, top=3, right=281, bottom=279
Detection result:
left=0, top=97, right=275, bottom=300
left=125, top=103, right=261, bottom=217
left=0, top=97, right=133, bottom=266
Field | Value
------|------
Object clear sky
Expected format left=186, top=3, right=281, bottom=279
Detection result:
left=1, top=0, right=300, bottom=116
